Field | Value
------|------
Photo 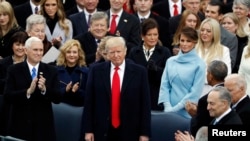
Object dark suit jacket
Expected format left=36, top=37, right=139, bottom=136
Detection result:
left=134, top=12, right=171, bottom=48
left=0, top=56, right=14, bottom=95
left=151, top=1, right=184, bottom=20
left=66, top=6, right=79, bottom=17
left=210, top=110, right=243, bottom=125
left=107, top=10, right=141, bottom=55
left=14, top=2, right=33, bottom=29
left=190, top=83, right=224, bottom=136
left=235, top=95, right=250, bottom=125
left=4, top=61, right=61, bottom=141
left=83, top=60, right=151, bottom=141
left=220, top=26, right=238, bottom=69
left=74, top=32, right=99, bottom=66
left=69, top=11, right=89, bottom=37
left=128, top=45, right=171, bottom=111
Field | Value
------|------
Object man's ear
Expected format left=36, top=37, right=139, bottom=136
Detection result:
left=218, top=14, right=223, bottom=22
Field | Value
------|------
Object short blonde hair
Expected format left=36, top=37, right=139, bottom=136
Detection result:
left=56, top=39, right=86, bottom=67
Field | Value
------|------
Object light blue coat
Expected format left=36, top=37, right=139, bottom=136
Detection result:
left=158, top=48, right=206, bottom=118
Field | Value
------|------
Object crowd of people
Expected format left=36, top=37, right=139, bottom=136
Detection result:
left=0, top=0, right=250, bottom=140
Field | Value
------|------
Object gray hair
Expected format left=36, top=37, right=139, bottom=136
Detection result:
left=211, top=86, right=232, bottom=105
left=105, top=36, right=127, bottom=51
left=225, top=74, right=247, bottom=93
left=90, top=11, right=109, bottom=26
left=233, top=0, right=250, bottom=9
left=25, top=36, right=42, bottom=48
left=26, top=14, right=46, bottom=32
left=195, top=126, right=208, bottom=141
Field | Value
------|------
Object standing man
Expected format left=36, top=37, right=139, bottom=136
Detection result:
left=151, top=0, right=183, bottom=20
left=134, top=0, right=171, bottom=48
left=69, top=0, right=99, bottom=37
left=14, top=0, right=41, bottom=29
left=207, top=86, right=242, bottom=125
left=3, top=37, right=61, bottom=141
left=205, top=0, right=238, bottom=68
left=107, top=0, right=141, bottom=56
left=83, top=36, right=151, bottom=141
left=224, top=74, right=250, bottom=125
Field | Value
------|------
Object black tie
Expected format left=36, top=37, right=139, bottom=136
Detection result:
left=141, top=18, right=145, bottom=23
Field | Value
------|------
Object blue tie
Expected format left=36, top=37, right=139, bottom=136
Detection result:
left=31, top=67, right=36, bottom=79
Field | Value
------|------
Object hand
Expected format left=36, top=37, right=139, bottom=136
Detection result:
left=66, top=81, right=72, bottom=92
left=85, top=133, right=94, bottom=141
left=72, top=82, right=79, bottom=93
left=175, top=130, right=194, bottom=141
left=139, top=135, right=149, bottom=141
left=185, top=101, right=197, bottom=117
left=27, top=78, right=38, bottom=96
left=172, top=47, right=180, bottom=55
left=38, top=75, right=46, bottom=92
left=147, top=59, right=158, bottom=71
left=51, top=36, right=62, bottom=47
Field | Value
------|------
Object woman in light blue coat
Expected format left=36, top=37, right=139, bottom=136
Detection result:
left=158, top=27, right=206, bottom=119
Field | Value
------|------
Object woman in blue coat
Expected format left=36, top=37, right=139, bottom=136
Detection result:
left=158, top=27, right=206, bottom=119
left=56, top=39, right=88, bottom=106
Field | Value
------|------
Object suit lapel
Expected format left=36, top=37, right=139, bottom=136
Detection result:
left=117, top=11, right=129, bottom=32
left=22, top=62, right=33, bottom=82
left=102, top=62, right=112, bottom=97
left=121, top=60, right=135, bottom=95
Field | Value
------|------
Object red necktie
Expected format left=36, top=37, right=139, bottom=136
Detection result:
left=111, top=66, right=120, bottom=128
left=110, top=14, right=118, bottom=34
left=173, top=4, right=178, bottom=16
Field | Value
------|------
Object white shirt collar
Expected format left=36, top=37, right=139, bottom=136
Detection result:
left=30, top=0, right=40, bottom=14
left=27, top=61, right=39, bottom=74
left=137, top=11, right=151, bottom=19
left=215, top=108, right=231, bottom=122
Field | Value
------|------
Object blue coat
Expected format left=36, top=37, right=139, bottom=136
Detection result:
left=158, top=48, right=206, bottom=118
left=57, top=66, right=88, bottom=106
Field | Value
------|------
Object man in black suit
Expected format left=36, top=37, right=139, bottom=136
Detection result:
left=83, top=36, right=151, bottom=141
left=74, top=11, right=109, bottom=66
left=69, top=0, right=99, bottom=36
left=207, top=86, right=242, bottom=125
left=3, top=37, right=61, bottom=141
left=65, top=0, right=85, bottom=17
left=14, top=0, right=41, bottom=29
left=186, top=60, right=228, bottom=136
left=107, top=0, right=141, bottom=56
left=225, top=74, right=250, bottom=125
left=151, top=0, right=183, bottom=20
left=134, top=0, right=171, bottom=48
left=205, top=0, right=238, bottom=68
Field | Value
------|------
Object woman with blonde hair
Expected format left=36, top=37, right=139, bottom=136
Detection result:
left=40, top=0, right=72, bottom=46
left=196, top=18, right=231, bottom=95
left=0, top=1, right=24, bottom=59
left=56, top=39, right=88, bottom=106
left=171, top=10, right=201, bottom=55
left=221, top=12, right=248, bottom=73
left=239, top=41, right=250, bottom=96
left=196, top=18, right=231, bottom=74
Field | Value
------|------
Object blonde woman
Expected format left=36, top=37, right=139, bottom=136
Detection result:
left=0, top=1, right=24, bottom=59
left=196, top=18, right=231, bottom=95
left=239, top=41, right=250, bottom=96
left=196, top=18, right=231, bottom=74
left=221, top=12, right=248, bottom=73
left=56, top=39, right=88, bottom=106
left=40, top=0, right=73, bottom=46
